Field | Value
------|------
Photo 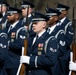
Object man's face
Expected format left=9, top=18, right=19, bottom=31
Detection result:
left=47, top=16, right=59, bottom=26
left=59, top=10, right=67, bottom=19
left=21, top=8, right=28, bottom=17
left=32, top=21, right=46, bottom=34
left=7, top=14, right=17, bottom=23
left=21, top=7, right=32, bottom=17
left=47, top=16, right=56, bottom=25
left=0, top=5, right=7, bottom=13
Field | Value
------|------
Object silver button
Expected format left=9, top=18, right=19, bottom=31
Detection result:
left=30, top=54, right=32, bottom=56
left=29, top=70, right=31, bottom=73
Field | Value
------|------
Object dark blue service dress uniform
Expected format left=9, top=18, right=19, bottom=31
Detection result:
left=0, top=29, right=8, bottom=75
left=58, top=17, right=74, bottom=75
left=4, top=20, right=27, bottom=75
left=59, top=18, right=74, bottom=46
left=47, top=25, right=66, bottom=75
left=47, top=25, right=66, bottom=56
left=26, top=31, right=58, bottom=75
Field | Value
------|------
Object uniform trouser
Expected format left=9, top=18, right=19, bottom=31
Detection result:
left=51, top=61, right=62, bottom=75
left=5, top=68, right=18, bottom=75
left=0, top=68, right=7, bottom=75
left=59, top=50, right=70, bottom=75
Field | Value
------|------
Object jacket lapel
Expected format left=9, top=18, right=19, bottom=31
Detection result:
left=61, top=18, right=69, bottom=27
left=32, top=31, right=49, bottom=51
left=50, top=26, right=58, bottom=36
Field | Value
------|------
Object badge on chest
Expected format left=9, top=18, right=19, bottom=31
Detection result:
left=11, top=32, right=15, bottom=42
left=38, top=43, right=43, bottom=55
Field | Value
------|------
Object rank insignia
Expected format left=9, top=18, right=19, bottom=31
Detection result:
left=50, top=47, right=57, bottom=52
left=11, top=32, right=15, bottom=38
left=60, top=40, right=65, bottom=46
left=20, top=35, right=26, bottom=39
left=0, top=43, right=6, bottom=48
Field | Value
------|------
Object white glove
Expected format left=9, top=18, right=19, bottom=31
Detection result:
left=69, top=61, right=76, bottom=71
left=20, top=56, right=30, bottom=64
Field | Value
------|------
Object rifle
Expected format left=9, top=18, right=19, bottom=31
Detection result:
left=16, top=2, right=29, bottom=75
left=14, top=0, right=17, bottom=7
left=71, top=6, right=76, bottom=75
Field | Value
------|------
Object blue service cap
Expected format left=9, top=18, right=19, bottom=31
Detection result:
left=0, top=1, right=9, bottom=7
left=7, top=7, right=22, bottom=16
left=56, top=3, right=70, bottom=12
left=21, top=1, right=35, bottom=8
left=32, top=11, right=49, bottom=22
left=45, top=8, right=61, bottom=18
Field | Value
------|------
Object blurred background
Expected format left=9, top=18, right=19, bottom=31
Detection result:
left=2, top=0, right=76, bottom=20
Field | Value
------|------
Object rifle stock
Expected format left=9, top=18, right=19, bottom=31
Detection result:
left=71, top=43, right=76, bottom=75
left=19, top=3, right=29, bottom=75
left=71, top=6, right=76, bottom=74
left=19, top=39, right=28, bottom=75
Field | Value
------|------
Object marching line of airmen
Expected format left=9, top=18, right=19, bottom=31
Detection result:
left=0, top=0, right=74, bottom=75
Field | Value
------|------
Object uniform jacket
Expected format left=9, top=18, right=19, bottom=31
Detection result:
left=0, top=29, right=8, bottom=75
left=4, top=20, right=27, bottom=68
left=27, top=31, right=58, bottom=75
left=58, top=18, right=74, bottom=60
left=60, top=17, right=74, bottom=47
left=58, top=18, right=74, bottom=74
left=47, top=25, right=66, bottom=57
left=47, top=25, right=66, bottom=75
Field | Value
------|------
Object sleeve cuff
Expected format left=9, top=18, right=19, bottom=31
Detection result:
left=35, top=56, right=38, bottom=68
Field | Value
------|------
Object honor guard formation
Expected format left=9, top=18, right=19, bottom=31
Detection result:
left=0, top=0, right=75, bottom=75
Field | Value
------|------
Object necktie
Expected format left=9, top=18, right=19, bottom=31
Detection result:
left=47, top=29, right=50, bottom=33
left=59, top=20, right=61, bottom=25
left=36, top=35, right=39, bottom=38
left=8, top=26, right=12, bottom=32
left=10, top=26, right=13, bottom=30
left=35, top=35, right=39, bottom=43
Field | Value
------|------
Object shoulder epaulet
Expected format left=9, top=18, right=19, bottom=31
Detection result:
left=44, top=36, right=56, bottom=53
left=55, top=29, right=64, bottom=38
left=16, top=27, right=26, bottom=39
left=65, top=22, right=72, bottom=34
left=2, top=19, right=8, bottom=28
